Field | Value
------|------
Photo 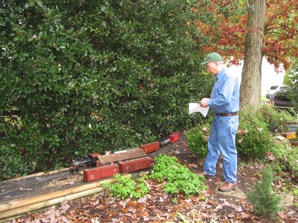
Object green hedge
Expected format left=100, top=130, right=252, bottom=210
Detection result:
left=187, top=105, right=297, bottom=162
left=0, top=0, right=213, bottom=179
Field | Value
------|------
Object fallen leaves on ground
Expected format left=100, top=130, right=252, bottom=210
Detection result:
left=4, top=134, right=298, bottom=223
left=6, top=177, right=298, bottom=223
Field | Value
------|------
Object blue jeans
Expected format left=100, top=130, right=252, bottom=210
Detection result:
left=203, top=115, right=239, bottom=183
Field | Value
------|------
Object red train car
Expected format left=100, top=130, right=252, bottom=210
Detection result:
left=83, top=165, right=119, bottom=182
left=118, top=157, right=153, bottom=173
left=79, top=134, right=180, bottom=182
left=140, top=141, right=160, bottom=153
left=83, top=157, right=153, bottom=182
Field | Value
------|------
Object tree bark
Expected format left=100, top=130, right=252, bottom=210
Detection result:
left=241, top=0, right=266, bottom=111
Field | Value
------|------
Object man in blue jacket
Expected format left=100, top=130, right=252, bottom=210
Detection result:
left=199, top=52, right=240, bottom=192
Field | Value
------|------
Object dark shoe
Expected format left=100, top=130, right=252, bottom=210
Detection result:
left=196, top=172, right=215, bottom=179
left=218, top=182, right=237, bottom=192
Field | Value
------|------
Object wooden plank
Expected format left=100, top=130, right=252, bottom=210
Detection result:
left=0, top=174, right=131, bottom=214
left=1, top=168, right=70, bottom=183
left=0, top=187, right=105, bottom=221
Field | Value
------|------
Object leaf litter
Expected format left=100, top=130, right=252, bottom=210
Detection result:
left=5, top=134, right=298, bottom=223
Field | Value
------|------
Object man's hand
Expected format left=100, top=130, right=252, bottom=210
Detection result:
left=200, top=98, right=210, bottom=108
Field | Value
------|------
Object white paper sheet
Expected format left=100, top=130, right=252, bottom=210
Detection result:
left=189, top=103, right=209, bottom=117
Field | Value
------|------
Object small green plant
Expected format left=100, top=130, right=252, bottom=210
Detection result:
left=237, top=106, right=273, bottom=160
left=104, top=154, right=206, bottom=200
left=172, top=197, right=178, bottom=205
left=108, top=174, right=149, bottom=199
left=186, top=122, right=210, bottom=157
left=150, top=154, right=206, bottom=196
left=246, top=166, right=283, bottom=221
left=270, top=143, right=298, bottom=176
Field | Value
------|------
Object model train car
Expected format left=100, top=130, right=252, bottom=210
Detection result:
left=81, top=142, right=159, bottom=182
left=71, top=133, right=179, bottom=182
left=83, top=156, right=154, bottom=182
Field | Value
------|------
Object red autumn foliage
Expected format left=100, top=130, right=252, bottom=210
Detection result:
left=193, top=0, right=298, bottom=70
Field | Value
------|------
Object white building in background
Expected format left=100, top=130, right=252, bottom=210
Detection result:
left=227, top=57, right=285, bottom=96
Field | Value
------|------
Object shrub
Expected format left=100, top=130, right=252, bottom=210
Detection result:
left=186, top=121, right=211, bottom=158
left=187, top=106, right=273, bottom=161
left=150, top=154, right=206, bottom=196
left=260, top=105, right=297, bottom=133
left=286, top=61, right=298, bottom=109
left=0, top=0, right=212, bottom=180
left=246, top=166, right=282, bottom=221
left=107, top=174, right=149, bottom=199
left=237, top=106, right=273, bottom=160
left=269, top=143, right=298, bottom=176
left=105, top=154, right=207, bottom=199
left=0, top=145, right=30, bottom=180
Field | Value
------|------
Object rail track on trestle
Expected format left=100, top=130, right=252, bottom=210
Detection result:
left=0, top=134, right=183, bottom=221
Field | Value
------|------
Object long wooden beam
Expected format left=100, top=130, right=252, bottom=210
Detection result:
left=2, top=168, right=70, bottom=182
left=0, top=174, right=131, bottom=221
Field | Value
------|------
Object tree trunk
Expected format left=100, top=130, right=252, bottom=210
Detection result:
left=240, top=0, right=266, bottom=111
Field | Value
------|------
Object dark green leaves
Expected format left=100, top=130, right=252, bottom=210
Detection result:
left=0, top=0, right=210, bottom=179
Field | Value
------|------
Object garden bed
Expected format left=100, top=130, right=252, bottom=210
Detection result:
left=2, top=133, right=298, bottom=223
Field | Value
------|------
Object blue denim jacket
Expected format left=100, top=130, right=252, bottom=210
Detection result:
left=208, top=68, right=240, bottom=113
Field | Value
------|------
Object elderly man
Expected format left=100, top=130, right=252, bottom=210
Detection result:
left=199, top=52, right=240, bottom=192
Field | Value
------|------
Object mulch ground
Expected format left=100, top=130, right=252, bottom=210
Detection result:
left=4, top=133, right=298, bottom=223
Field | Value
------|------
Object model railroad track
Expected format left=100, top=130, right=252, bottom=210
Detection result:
left=0, top=147, right=155, bottom=204
left=0, top=170, right=72, bottom=204
left=0, top=134, right=181, bottom=221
